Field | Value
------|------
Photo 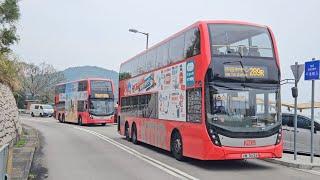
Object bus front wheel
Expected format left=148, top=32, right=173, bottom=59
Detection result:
left=171, top=131, right=184, bottom=161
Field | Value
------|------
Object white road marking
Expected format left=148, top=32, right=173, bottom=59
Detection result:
left=295, top=168, right=320, bottom=176
left=74, top=127, right=199, bottom=180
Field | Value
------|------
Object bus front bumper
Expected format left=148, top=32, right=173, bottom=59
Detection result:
left=204, top=142, right=283, bottom=160
left=84, top=115, right=114, bottom=124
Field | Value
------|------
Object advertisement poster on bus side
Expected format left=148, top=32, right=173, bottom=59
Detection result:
left=124, top=61, right=187, bottom=121
left=63, top=82, right=88, bottom=122
left=158, top=90, right=186, bottom=121
left=65, top=82, right=78, bottom=122
left=157, top=63, right=186, bottom=121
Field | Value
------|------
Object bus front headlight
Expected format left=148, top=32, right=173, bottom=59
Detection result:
left=275, top=128, right=282, bottom=145
left=209, top=129, right=222, bottom=146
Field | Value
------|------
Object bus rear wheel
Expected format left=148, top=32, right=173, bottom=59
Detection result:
left=78, top=116, right=83, bottom=126
left=131, top=123, right=138, bottom=145
left=101, top=123, right=106, bottom=126
left=171, top=131, right=184, bottom=161
left=62, top=114, right=65, bottom=123
left=125, top=123, right=130, bottom=141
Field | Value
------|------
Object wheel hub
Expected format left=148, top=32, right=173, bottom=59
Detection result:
left=174, top=139, right=181, bottom=152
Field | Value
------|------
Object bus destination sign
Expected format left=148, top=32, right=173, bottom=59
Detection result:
left=224, top=65, right=267, bottom=79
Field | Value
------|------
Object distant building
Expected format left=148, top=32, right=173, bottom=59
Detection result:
left=25, top=99, right=40, bottom=111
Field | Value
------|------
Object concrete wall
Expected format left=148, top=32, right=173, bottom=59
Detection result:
left=0, top=83, right=22, bottom=146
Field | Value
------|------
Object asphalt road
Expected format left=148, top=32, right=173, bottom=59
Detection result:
left=21, top=116, right=320, bottom=180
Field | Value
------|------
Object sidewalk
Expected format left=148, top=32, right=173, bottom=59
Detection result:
left=264, top=153, right=320, bottom=170
left=11, top=125, right=39, bottom=180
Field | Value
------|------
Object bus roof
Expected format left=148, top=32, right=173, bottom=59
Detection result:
left=120, top=20, right=268, bottom=67
left=56, top=78, right=113, bottom=86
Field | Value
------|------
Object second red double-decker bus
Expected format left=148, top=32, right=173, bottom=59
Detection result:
left=54, top=78, right=115, bottom=126
left=118, top=20, right=282, bottom=160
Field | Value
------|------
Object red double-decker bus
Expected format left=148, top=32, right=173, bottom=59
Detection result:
left=118, top=20, right=282, bottom=160
left=54, top=78, right=115, bottom=126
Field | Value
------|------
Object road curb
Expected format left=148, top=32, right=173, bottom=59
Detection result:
left=263, top=158, right=320, bottom=170
left=11, top=124, right=39, bottom=180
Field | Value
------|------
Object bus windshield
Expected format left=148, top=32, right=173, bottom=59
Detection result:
left=89, top=99, right=114, bottom=116
left=208, top=24, right=274, bottom=58
left=206, top=83, right=280, bottom=131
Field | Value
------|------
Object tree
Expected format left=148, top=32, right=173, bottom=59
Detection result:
left=0, top=53, right=20, bottom=91
left=21, top=62, right=65, bottom=103
left=0, top=0, right=20, bottom=53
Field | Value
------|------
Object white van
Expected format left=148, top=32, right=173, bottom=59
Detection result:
left=30, top=104, right=54, bottom=117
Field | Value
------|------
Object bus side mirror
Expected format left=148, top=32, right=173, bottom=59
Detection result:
left=291, top=87, right=298, bottom=98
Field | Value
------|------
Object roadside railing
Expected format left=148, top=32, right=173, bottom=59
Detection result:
left=0, top=144, right=9, bottom=180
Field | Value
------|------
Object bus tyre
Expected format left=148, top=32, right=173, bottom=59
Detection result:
left=131, top=124, right=138, bottom=145
left=62, top=114, right=65, bottom=123
left=171, top=131, right=184, bottom=161
left=40, top=113, right=43, bottom=117
left=125, top=123, right=130, bottom=141
left=101, top=123, right=106, bottom=126
left=78, top=116, right=83, bottom=126
left=58, top=114, right=61, bottom=122
left=31, top=112, right=34, bottom=117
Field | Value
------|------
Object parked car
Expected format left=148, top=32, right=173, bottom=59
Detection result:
left=30, top=104, right=54, bottom=117
left=282, top=113, right=320, bottom=156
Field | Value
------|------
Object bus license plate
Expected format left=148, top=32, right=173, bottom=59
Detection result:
left=242, top=153, right=259, bottom=159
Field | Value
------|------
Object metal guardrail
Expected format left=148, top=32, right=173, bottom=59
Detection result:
left=0, top=144, right=9, bottom=180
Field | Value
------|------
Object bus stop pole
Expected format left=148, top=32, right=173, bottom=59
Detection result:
left=311, top=79, right=314, bottom=163
left=293, top=62, right=298, bottom=160
left=310, top=58, right=316, bottom=163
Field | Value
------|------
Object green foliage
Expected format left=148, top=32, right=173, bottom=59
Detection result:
left=0, top=53, right=20, bottom=91
left=0, top=0, right=20, bottom=53
left=15, top=138, right=26, bottom=148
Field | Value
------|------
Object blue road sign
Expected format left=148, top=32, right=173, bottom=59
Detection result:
left=304, top=60, right=320, bottom=80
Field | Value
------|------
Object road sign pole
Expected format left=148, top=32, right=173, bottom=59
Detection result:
left=311, top=79, right=314, bottom=163
left=293, top=62, right=298, bottom=160
left=304, top=58, right=320, bottom=163
left=290, top=62, right=304, bottom=161
left=310, top=57, right=316, bottom=163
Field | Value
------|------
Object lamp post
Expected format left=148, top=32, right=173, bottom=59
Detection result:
left=129, top=28, right=149, bottom=50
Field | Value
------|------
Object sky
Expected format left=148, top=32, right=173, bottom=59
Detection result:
left=12, top=0, right=320, bottom=115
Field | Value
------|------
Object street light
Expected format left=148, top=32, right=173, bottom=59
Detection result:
left=129, top=28, right=149, bottom=50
